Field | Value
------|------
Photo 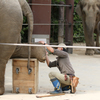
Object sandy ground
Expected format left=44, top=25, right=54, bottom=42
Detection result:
left=0, top=44, right=100, bottom=100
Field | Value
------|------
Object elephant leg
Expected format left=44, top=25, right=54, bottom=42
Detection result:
left=94, top=32, right=100, bottom=54
left=85, top=49, right=94, bottom=55
left=94, top=27, right=100, bottom=54
left=0, top=34, right=20, bottom=95
left=0, top=59, right=6, bottom=95
left=96, top=32, right=99, bottom=47
left=96, top=22, right=100, bottom=47
left=84, top=29, right=94, bottom=55
left=85, top=34, right=94, bottom=55
left=0, top=45, right=17, bottom=95
left=11, top=44, right=46, bottom=62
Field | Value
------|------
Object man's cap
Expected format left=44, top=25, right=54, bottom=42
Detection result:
left=58, top=43, right=67, bottom=49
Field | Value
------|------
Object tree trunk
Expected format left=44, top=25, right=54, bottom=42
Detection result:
left=58, top=1, right=65, bottom=44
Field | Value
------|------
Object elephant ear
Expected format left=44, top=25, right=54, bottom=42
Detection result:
left=75, top=2, right=82, bottom=18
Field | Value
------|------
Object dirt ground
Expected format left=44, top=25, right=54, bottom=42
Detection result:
left=0, top=43, right=100, bottom=100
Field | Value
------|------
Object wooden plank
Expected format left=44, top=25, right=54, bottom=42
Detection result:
left=13, top=80, right=35, bottom=87
left=13, top=60, right=35, bottom=68
left=13, top=72, right=35, bottom=80
left=13, top=66, right=35, bottom=73
left=36, top=93, right=65, bottom=98
left=13, top=65, right=35, bottom=72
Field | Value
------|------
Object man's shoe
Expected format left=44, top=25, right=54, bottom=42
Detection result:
left=62, top=85, right=71, bottom=91
left=50, top=78, right=62, bottom=94
left=50, top=88, right=62, bottom=94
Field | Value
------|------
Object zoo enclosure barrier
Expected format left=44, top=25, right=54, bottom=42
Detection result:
left=23, top=0, right=83, bottom=53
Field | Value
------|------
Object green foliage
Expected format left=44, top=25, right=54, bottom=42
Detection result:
left=52, top=0, right=66, bottom=3
left=51, top=0, right=66, bottom=43
left=21, top=1, right=28, bottom=43
left=21, top=16, right=28, bottom=43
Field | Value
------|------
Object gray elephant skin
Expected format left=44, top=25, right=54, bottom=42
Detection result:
left=0, top=0, right=34, bottom=95
left=76, top=0, right=100, bottom=55
left=11, top=45, right=46, bottom=62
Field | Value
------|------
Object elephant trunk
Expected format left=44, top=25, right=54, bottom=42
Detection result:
left=85, top=17, right=95, bottom=46
left=83, top=17, right=95, bottom=55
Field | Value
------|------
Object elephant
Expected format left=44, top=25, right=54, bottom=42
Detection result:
left=0, top=0, right=33, bottom=95
left=11, top=44, right=46, bottom=62
left=75, top=0, right=100, bottom=55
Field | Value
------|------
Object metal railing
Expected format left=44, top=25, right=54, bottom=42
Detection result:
left=24, top=2, right=84, bottom=40
left=29, top=3, right=71, bottom=7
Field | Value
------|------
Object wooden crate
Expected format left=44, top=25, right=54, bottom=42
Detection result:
left=12, top=59, right=39, bottom=94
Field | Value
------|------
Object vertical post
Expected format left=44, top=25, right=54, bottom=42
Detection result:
left=65, top=0, right=74, bottom=54
left=58, top=1, right=65, bottom=44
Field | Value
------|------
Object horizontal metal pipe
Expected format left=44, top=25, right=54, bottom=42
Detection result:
left=28, top=3, right=71, bottom=7
left=22, top=23, right=82, bottom=26
left=23, top=23, right=68, bottom=26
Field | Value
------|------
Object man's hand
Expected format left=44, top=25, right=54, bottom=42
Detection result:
left=39, top=41, right=54, bottom=53
left=38, top=41, right=45, bottom=45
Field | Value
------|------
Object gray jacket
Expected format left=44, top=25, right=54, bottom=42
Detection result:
left=49, top=49, right=75, bottom=76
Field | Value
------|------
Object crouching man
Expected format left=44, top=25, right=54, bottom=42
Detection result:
left=39, top=41, right=79, bottom=94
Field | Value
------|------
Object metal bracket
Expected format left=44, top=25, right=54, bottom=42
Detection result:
left=69, top=4, right=72, bottom=9
left=16, top=68, right=19, bottom=74
left=68, top=23, right=72, bottom=27
left=16, top=87, right=19, bottom=93
left=29, top=88, right=32, bottom=94
left=28, top=68, right=32, bottom=74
